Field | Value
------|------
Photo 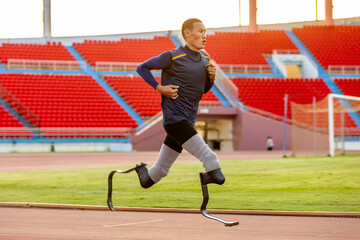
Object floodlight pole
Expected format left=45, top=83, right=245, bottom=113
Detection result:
left=249, top=0, right=258, bottom=32
left=325, top=0, right=334, bottom=25
left=43, top=0, right=51, bottom=38
left=239, top=0, right=241, bottom=26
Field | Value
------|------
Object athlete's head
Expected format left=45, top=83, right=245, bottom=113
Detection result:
left=181, top=18, right=207, bottom=52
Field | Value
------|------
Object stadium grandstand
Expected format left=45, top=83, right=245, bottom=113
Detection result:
left=0, top=0, right=359, bottom=156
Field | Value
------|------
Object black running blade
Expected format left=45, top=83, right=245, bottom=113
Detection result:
left=107, top=166, right=140, bottom=211
left=201, top=209, right=239, bottom=227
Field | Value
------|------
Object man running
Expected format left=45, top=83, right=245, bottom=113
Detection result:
left=135, top=18, right=225, bottom=188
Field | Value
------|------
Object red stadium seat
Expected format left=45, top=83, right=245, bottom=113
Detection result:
left=104, top=75, right=222, bottom=118
left=0, top=73, right=138, bottom=131
left=231, top=77, right=357, bottom=128
left=205, top=30, right=298, bottom=65
left=73, top=36, right=176, bottom=66
left=0, top=42, right=76, bottom=64
left=293, top=25, right=360, bottom=69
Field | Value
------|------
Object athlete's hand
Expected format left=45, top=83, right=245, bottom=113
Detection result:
left=156, top=84, right=179, bottom=99
left=206, top=61, right=216, bottom=82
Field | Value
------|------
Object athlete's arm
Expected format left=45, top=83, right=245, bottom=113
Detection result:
left=137, top=51, right=179, bottom=99
left=204, top=61, right=216, bottom=93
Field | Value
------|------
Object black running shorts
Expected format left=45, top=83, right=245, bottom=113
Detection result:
left=163, top=120, right=198, bottom=153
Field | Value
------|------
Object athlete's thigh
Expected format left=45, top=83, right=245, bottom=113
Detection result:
left=164, top=120, right=198, bottom=145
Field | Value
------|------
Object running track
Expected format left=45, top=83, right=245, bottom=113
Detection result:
left=1, top=151, right=359, bottom=239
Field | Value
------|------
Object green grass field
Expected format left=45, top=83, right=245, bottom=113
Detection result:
left=1, top=154, right=359, bottom=212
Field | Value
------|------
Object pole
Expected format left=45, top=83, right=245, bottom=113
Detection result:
left=239, top=0, right=241, bottom=26
left=341, top=105, right=345, bottom=154
left=43, top=0, right=51, bottom=38
left=328, top=94, right=335, bottom=157
left=283, top=94, right=288, bottom=157
left=313, top=97, right=317, bottom=155
left=316, top=0, right=318, bottom=21
left=249, top=0, right=258, bottom=32
left=325, top=0, right=334, bottom=25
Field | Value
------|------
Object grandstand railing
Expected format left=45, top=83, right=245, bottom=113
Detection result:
left=273, top=49, right=302, bottom=55
left=199, top=100, right=224, bottom=107
left=0, top=128, right=33, bottom=138
left=327, top=65, right=360, bottom=75
left=0, top=127, right=131, bottom=139
left=0, top=85, right=41, bottom=128
left=95, top=61, right=141, bottom=72
left=7, top=59, right=85, bottom=71
left=212, top=62, right=239, bottom=108
left=218, top=64, right=273, bottom=74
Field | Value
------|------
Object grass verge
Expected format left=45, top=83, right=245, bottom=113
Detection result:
left=1, top=155, right=359, bottom=212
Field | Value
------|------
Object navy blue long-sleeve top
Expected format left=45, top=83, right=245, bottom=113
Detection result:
left=137, top=45, right=214, bottom=125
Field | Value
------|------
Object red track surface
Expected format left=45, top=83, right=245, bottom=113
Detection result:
left=1, top=151, right=360, bottom=239
left=1, top=207, right=359, bottom=240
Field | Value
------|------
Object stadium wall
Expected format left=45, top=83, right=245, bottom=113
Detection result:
left=0, top=141, right=132, bottom=153
left=130, top=107, right=294, bottom=151
left=130, top=107, right=331, bottom=154
left=130, top=116, right=165, bottom=151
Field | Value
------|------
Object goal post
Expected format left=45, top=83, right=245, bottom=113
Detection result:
left=290, top=93, right=360, bottom=157
left=328, top=94, right=360, bottom=157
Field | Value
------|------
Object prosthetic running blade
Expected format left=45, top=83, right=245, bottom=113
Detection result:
left=200, top=173, right=239, bottom=227
left=107, top=164, right=238, bottom=227
left=107, top=164, right=143, bottom=211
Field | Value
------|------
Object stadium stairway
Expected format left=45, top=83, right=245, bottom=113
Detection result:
left=0, top=62, right=6, bottom=73
left=65, top=45, right=144, bottom=127
left=286, top=30, right=360, bottom=128
left=286, top=31, right=341, bottom=93
left=0, top=97, right=36, bottom=130
left=266, top=58, right=283, bottom=78
left=170, top=36, right=182, bottom=47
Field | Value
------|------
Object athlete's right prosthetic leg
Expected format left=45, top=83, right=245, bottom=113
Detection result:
left=199, top=169, right=239, bottom=227
left=106, top=163, right=145, bottom=211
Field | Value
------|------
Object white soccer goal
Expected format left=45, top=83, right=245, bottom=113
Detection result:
left=290, top=93, right=360, bottom=157
left=328, top=94, right=360, bottom=157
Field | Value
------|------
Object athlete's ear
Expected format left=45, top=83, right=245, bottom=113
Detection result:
left=184, top=29, right=191, bottom=40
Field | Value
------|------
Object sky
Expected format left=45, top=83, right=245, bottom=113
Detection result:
left=0, top=0, right=359, bottom=38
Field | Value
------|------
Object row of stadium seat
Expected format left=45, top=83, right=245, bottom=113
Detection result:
left=73, top=36, right=176, bottom=66
left=0, top=105, right=34, bottom=138
left=0, top=42, right=75, bottom=64
left=1, top=74, right=359, bottom=138
left=205, top=30, right=297, bottom=65
left=0, top=73, right=137, bottom=129
left=104, top=75, right=222, bottom=117
left=231, top=77, right=358, bottom=129
left=104, top=75, right=162, bottom=117
left=0, top=105, right=24, bottom=127
left=335, top=78, right=360, bottom=97
left=0, top=26, right=358, bottom=70
left=293, top=25, right=360, bottom=69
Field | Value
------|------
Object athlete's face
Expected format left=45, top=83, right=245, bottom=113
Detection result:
left=185, top=22, right=207, bottom=52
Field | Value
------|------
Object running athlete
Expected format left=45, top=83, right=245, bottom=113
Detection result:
left=135, top=18, right=225, bottom=188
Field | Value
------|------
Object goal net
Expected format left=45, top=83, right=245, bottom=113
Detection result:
left=291, top=94, right=360, bottom=156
